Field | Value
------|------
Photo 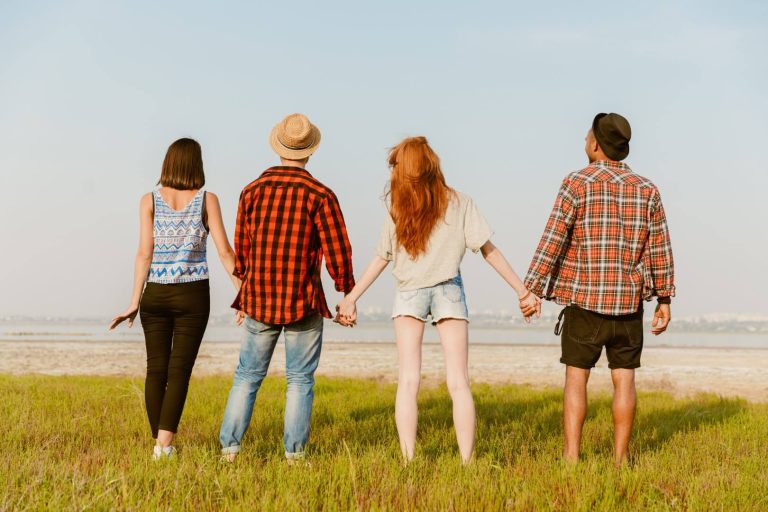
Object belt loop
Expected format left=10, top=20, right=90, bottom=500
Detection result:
left=554, top=307, right=566, bottom=335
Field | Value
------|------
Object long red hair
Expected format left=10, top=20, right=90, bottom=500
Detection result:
left=385, top=136, right=452, bottom=258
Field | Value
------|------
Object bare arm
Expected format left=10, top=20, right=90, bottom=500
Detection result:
left=205, top=192, right=242, bottom=291
left=336, top=255, right=390, bottom=325
left=109, top=193, right=154, bottom=330
left=481, top=241, right=526, bottom=295
left=481, top=240, right=541, bottom=320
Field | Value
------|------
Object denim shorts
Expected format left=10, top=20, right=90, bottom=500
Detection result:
left=392, top=275, right=469, bottom=324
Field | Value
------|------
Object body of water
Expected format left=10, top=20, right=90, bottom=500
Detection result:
left=2, top=320, right=767, bottom=349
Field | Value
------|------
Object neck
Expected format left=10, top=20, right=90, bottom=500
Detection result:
left=589, top=151, right=619, bottom=164
left=280, top=158, right=307, bottom=168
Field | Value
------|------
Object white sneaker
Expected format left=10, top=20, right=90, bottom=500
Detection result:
left=152, top=445, right=177, bottom=461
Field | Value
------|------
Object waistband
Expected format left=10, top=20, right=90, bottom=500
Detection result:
left=145, top=278, right=210, bottom=289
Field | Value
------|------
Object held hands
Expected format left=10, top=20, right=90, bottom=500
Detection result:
left=334, top=295, right=357, bottom=328
left=518, top=289, right=541, bottom=323
left=651, top=303, right=671, bottom=335
left=109, top=305, right=139, bottom=330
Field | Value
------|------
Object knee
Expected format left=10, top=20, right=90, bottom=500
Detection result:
left=146, top=365, right=168, bottom=379
left=285, top=371, right=314, bottom=389
left=446, top=374, right=471, bottom=398
left=398, top=373, right=420, bottom=395
left=234, top=366, right=268, bottom=384
left=167, top=361, right=194, bottom=380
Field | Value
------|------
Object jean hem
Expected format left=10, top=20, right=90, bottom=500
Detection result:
left=285, top=451, right=306, bottom=460
left=221, top=445, right=241, bottom=455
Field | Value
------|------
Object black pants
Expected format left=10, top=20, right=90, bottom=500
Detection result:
left=139, top=279, right=210, bottom=437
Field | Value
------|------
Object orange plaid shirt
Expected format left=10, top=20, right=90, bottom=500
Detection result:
left=231, top=167, right=354, bottom=324
left=525, top=161, right=675, bottom=315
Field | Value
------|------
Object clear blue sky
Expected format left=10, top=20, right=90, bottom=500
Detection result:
left=1, top=0, right=766, bottom=318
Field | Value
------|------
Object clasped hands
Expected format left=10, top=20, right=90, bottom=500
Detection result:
left=518, top=289, right=542, bottom=323
left=334, top=295, right=357, bottom=327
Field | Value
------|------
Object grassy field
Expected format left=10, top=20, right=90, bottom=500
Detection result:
left=1, top=374, right=766, bottom=511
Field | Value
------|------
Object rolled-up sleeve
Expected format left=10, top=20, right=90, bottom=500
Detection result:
left=376, top=215, right=395, bottom=261
left=524, top=178, right=579, bottom=296
left=647, top=188, right=675, bottom=297
left=313, top=192, right=355, bottom=293
left=464, top=197, right=493, bottom=253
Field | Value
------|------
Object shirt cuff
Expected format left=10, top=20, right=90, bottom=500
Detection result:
left=524, top=276, right=546, bottom=297
left=654, top=285, right=676, bottom=298
left=336, top=277, right=356, bottom=295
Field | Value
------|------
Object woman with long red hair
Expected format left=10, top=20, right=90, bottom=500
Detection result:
left=337, top=136, right=540, bottom=464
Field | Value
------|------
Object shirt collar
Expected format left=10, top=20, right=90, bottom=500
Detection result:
left=262, top=166, right=313, bottom=177
left=593, top=160, right=632, bottom=173
left=592, top=160, right=632, bottom=171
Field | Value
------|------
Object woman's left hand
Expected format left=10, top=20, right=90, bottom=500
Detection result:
left=109, top=305, right=139, bottom=330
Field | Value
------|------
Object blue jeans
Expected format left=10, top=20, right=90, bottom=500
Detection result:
left=219, top=313, right=323, bottom=459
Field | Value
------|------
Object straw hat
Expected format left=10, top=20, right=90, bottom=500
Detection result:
left=269, top=113, right=321, bottom=160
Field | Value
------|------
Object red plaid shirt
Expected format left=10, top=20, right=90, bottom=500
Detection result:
left=231, top=166, right=355, bottom=324
left=525, top=161, right=675, bottom=316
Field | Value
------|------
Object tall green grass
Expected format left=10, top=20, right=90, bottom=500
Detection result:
left=1, top=374, right=765, bottom=511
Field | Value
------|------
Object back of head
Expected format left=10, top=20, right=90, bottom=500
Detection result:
left=159, top=138, right=205, bottom=190
left=588, top=113, right=631, bottom=162
left=386, top=136, right=451, bottom=258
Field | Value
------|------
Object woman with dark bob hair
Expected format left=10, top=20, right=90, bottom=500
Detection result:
left=110, top=138, right=241, bottom=460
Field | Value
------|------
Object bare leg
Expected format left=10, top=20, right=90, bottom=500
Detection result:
left=611, top=368, right=636, bottom=467
left=435, top=319, right=475, bottom=464
left=394, top=316, right=425, bottom=462
left=156, top=429, right=174, bottom=447
left=563, top=365, right=590, bottom=463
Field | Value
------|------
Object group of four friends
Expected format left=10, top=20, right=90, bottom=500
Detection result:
left=109, top=111, right=675, bottom=467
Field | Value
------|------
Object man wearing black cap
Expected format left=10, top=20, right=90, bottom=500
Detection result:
left=522, top=113, right=675, bottom=466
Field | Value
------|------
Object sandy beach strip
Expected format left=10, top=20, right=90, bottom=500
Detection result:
left=1, top=340, right=765, bottom=402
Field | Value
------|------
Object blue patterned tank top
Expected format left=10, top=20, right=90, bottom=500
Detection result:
left=148, top=187, right=209, bottom=284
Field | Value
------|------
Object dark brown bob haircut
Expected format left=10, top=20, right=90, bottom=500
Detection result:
left=158, top=138, right=205, bottom=190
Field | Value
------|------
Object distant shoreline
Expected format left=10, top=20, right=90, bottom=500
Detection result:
left=3, top=338, right=768, bottom=351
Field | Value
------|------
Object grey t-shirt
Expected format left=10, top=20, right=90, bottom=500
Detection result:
left=376, top=191, right=493, bottom=291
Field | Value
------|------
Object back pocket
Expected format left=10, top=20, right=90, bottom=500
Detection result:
left=622, top=316, right=644, bottom=348
left=441, top=282, right=463, bottom=303
left=565, top=306, right=603, bottom=344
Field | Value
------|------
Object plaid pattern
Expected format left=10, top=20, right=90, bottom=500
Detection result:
left=524, top=161, right=675, bottom=315
left=231, top=167, right=354, bottom=324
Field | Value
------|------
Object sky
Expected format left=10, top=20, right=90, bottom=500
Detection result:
left=1, top=0, right=766, bottom=319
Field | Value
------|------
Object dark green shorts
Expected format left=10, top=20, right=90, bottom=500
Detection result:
left=559, top=305, right=644, bottom=370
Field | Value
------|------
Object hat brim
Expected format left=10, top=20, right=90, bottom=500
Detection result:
left=269, top=123, right=321, bottom=160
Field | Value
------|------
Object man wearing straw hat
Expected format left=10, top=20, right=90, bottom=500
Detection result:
left=219, top=113, right=355, bottom=464
left=522, top=113, right=675, bottom=467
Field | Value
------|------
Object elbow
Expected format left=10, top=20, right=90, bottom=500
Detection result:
left=218, top=247, right=236, bottom=262
left=136, top=250, right=153, bottom=263
left=480, top=240, right=496, bottom=259
left=215, top=242, right=236, bottom=261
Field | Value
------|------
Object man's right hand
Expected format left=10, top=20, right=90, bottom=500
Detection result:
left=651, top=303, right=671, bottom=335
